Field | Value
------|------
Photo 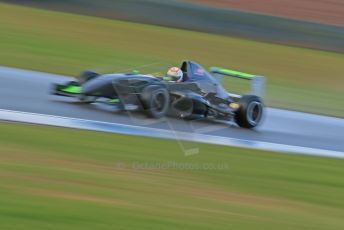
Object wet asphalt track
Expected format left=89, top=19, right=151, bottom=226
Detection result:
left=0, top=66, right=343, bottom=153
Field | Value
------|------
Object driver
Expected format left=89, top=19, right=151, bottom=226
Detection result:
left=165, top=67, right=183, bottom=82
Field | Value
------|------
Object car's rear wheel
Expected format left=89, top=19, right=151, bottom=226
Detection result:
left=141, top=85, right=170, bottom=118
left=235, top=95, right=264, bottom=128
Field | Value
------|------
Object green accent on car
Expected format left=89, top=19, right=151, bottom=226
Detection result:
left=163, top=76, right=172, bottom=81
left=210, top=67, right=255, bottom=80
left=132, top=70, right=140, bottom=74
left=108, top=98, right=120, bottom=103
left=60, top=85, right=81, bottom=94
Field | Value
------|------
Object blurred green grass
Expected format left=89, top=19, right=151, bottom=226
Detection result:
left=1, top=122, right=344, bottom=229
left=0, top=3, right=343, bottom=116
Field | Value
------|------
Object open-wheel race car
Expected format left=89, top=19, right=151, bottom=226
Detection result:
left=52, top=61, right=265, bottom=128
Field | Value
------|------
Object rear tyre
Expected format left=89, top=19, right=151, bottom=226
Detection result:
left=141, top=85, right=170, bottom=118
left=79, top=70, right=99, bottom=84
left=235, top=95, right=264, bottom=129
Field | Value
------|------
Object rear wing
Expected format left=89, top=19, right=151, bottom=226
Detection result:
left=210, top=67, right=266, bottom=97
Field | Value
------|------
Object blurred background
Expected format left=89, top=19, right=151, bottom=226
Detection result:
left=1, top=0, right=343, bottom=116
left=0, top=1, right=344, bottom=230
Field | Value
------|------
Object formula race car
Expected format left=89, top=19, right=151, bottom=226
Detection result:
left=52, top=61, right=265, bottom=128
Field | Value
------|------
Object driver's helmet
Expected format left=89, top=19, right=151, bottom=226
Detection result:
left=166, top=67, right=183, bottom=82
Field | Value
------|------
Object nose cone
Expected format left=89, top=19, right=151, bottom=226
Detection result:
left=81, top=74, right=117, bottom=96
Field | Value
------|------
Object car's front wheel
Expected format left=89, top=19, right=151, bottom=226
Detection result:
left=79, top=70, right=99, bottom=84
left=235, top=95, right=264, bottom=128
left=141, top=85, right=170, bottom=118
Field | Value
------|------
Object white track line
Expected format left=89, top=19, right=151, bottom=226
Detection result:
left=0, top=109, right=343, bottom=159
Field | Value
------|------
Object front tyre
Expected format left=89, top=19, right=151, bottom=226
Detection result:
left=79, top=70, right=99, bottom=84
left=235, top=95, right=264, bottom=129
left=141, top=85, right=170, bottom=118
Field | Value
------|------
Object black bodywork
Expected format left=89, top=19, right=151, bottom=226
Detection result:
left=53, top=61, right=264, bottom=128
